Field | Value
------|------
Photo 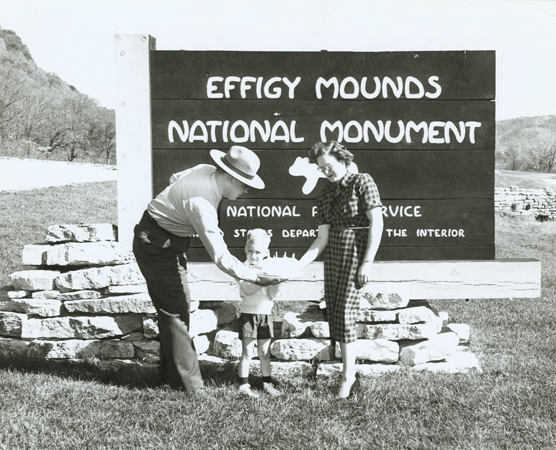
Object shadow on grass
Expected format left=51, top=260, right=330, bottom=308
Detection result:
left=0, top=356, right=242, bottom=391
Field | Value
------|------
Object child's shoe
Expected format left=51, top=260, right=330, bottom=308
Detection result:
left=239, top=384, right=260, bottom=398
left=263, top=382, right=282, bottom=397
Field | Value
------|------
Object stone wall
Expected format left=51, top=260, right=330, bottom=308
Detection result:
left=495, top=186, right=556, bottom=218
left=1, top=224, right=480, bottom=379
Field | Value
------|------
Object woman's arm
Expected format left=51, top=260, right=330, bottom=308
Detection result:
left=358, top=206, right=384, bottom=286
left=298, top=224, right=331, bottom=269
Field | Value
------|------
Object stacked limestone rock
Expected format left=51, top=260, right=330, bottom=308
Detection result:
left=1, top=223, right=480, bottom=379
left=0, top=224, right=224, bottom=365
left=495, top=185, right=556, bottom=218
left=211, top=286, right=480, bottom=377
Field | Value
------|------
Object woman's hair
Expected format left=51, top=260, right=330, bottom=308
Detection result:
left=245, top=228, right=271, bottom=248
left=308, top=141, right=354, bottom=165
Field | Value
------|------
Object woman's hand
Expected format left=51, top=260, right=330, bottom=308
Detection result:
left=358, top=260, right=373, bottom=287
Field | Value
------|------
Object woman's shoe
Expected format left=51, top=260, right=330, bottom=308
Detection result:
left=336, top=377, right=360, bottom=399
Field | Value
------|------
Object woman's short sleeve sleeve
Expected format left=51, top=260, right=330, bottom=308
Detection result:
left=357, top=173, right=382, bottom=211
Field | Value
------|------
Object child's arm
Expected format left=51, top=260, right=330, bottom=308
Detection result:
left=267, top=282, right=283, bottom=300
left=238, top=279, right=265, bottom=296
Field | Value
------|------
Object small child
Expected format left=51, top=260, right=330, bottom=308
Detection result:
left=237, top=229, right=282, bottom=398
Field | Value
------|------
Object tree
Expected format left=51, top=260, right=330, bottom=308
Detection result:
left=62, top=94, right=95, bottom=162
left=38, top=93, right=95, bottom=161
left=20, top=87, right=54, bottom=142
left=528, top=131, right=556, bottom=173
left=94, top=109, right=116, bottom=164
left=502, top=146, right=524, bottom=171
left=0, top=62, right=26, bottom=138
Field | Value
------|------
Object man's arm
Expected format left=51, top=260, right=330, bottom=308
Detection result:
left=186, top=198, right=260, bottom=282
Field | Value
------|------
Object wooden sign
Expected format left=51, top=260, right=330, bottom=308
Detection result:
left=149, top=50, right=495, bottom=261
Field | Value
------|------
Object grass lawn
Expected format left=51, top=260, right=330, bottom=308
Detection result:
left=1, top=182, right=556, bottom=449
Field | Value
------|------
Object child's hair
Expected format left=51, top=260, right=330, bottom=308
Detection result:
left=245, top=228, right=271, bottom=248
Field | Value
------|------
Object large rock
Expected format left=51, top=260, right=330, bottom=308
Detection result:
left=357, top=309, right=397, bottom=323
left=64, top=294, right=156, bottom=314
left=28, top=340, right=101, bottom=359
left=55, top=264, right=144, bottom=292
left=10, top=270, right=60, bottom=291
left=446, top=324, right=470, bottom=344
left=142, top=317, right=159, bottom=339
left=0, top=337, right=30, bottom=358
left=133, top=340, right=161, bottom=364
left=189, top=309, right=218, bottom=337
left=397, top=306, right=438, bottom=324
left=0, top=312, right=27, bottom=337
left=7, top=290, right=30, bottom=299
left=57, top=290, right=102, bottom=301
left=121, top=331, right=144, bottom=341
left=271, top=338, right=332, bottom=361
left=364, top=323, right=440, bottom=341
left=335, top=339, right=399, bottom=363
left=46, top=224, right=116, bottom=243
left=281, top=312, right=309, bottom=338
left=213, top=329, right=242, bottom=359
left=281, top=311, right=325, bottom=338
left=356, top=363, right=402, bottom=376
left=22, top=244, right=51, bottom=265
left=399, top=331, right=460, bottom=365
left=210, top=302, right=238, bottom=326
left=104, top=284, right=148, bottom=295
left=359, top=284, right=410, bottom=310
left=32, top=291, right=60, bottom=300
left=249, top=360, right=313, bottom=379
left=0, top=300, right=26, bottom=313
left=21, top=315, right=142, bottom=340
left=412, top=348, right=481, bottom=373
left=198, top=354, right=229, bottom=371
left=16, top=299, right=63, bottom=317
left=193, top=335, right=210, bottom=355
left=310, top=321, right=330, bottom=338
left=45, top=242, right=133, bottom=266
left=100, top=341, right=135, bottom=359
left=316, top=361, right=401, bottom=377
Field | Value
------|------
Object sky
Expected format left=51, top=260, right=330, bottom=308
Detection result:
left=2, top=0, right=556, bottom=121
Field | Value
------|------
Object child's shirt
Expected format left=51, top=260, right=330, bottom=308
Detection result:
left=238, top=262, right=282, bottom=315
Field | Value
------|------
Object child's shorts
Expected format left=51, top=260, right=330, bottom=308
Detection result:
left=238, top=313, right=274, bottom=340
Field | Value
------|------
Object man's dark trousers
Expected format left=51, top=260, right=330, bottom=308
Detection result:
left=132, top=212, right=203, bottom=392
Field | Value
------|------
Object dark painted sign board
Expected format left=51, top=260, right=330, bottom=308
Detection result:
left=150, top=50, right=495, bottom=261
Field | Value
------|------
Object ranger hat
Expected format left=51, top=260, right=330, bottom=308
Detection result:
left=210, top=145, right=265, bottom=189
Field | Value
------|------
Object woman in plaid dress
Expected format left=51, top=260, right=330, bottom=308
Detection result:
left=298, top=141, right=383, bottom=398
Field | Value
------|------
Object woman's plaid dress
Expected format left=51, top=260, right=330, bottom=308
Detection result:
left=317, top=172, right=382, bottom=343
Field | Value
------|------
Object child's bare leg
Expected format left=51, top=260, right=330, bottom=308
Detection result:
left=257, top=338, right=271, bottom=377
left=238, top=337, right=259, bottom=397
left=238, top=337, right=256, bottom=378
left=258, top=338, right=281, bottom=396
